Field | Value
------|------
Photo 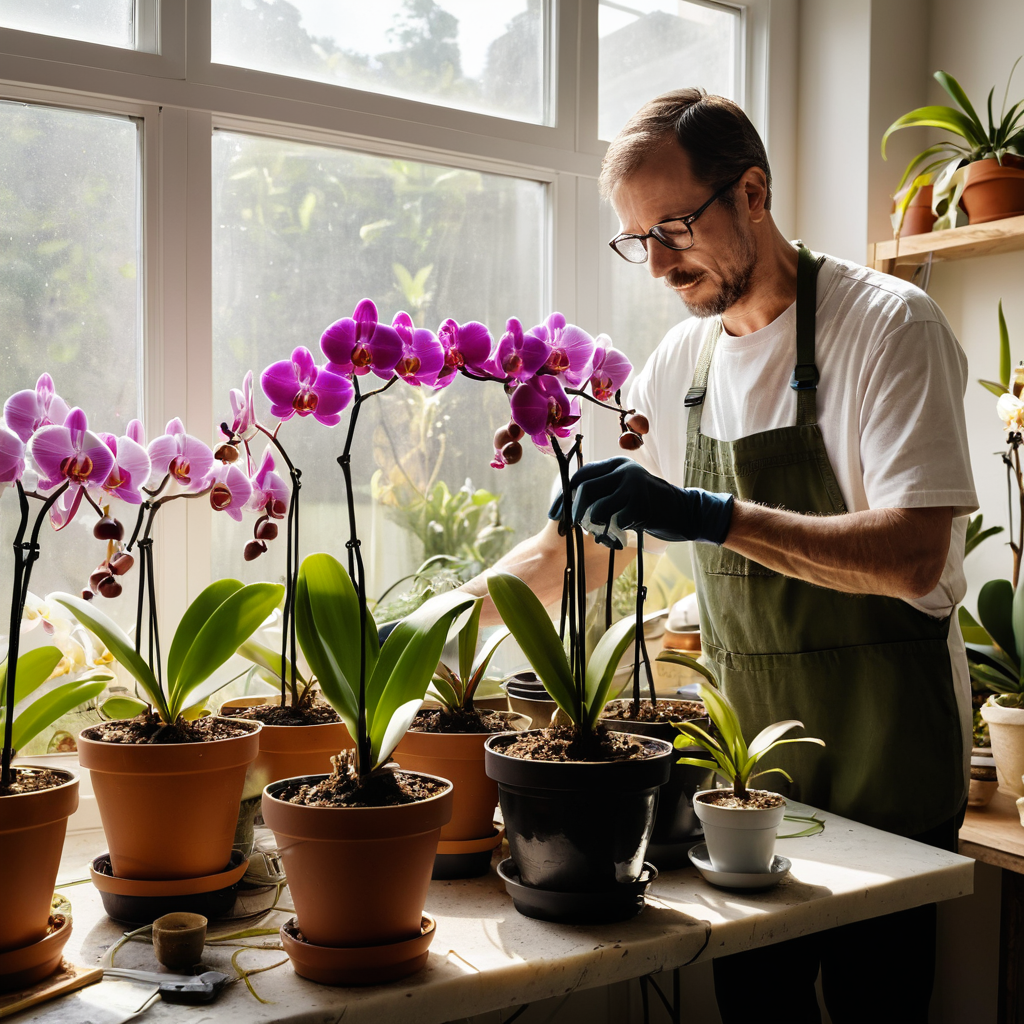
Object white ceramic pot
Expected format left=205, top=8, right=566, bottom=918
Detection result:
left=980, top=701, right=1024, bottom=796
left=692, top=790, right=786, bottom=874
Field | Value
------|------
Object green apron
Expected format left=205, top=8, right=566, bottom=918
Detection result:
left=683, top=245, right=965, bottom=836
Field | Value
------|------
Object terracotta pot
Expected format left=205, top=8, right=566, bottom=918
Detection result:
left=220, top=698, right=353, bottom=800
left=0, top=896, right=72, bottom=994
left=0, top=768, right=78, bottom=954
left=980, top=701, right=1024, bottom=796
left=962, top=158, right=1024, bottom=224
left=900, top=184, right=937, bottom=236
left=262, top=772, right=453, bottom=949
left=77, top=718, right=260, bottom=881
left=393, top=712, right=529, bottom=842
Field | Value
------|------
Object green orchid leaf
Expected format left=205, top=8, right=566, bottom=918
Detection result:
left=236, top=639, right=306, bottom=686
left=748, top=719, right=806, bottom=756
left=429, top=674, right=461, bottom=710
left=167, top=580, right=244, bottom=691
left=52, top=592, right=166, bottom=717
left=101, top=695, right=149, bottom=720
left=655, top=650, right=720, bottom=687
left=970, top=662, right=1019, bottom=694
left=0, top=646, right=64, bottom=708
left=751, top=736, right=826, bottom=766
left=894, top=143, right=959, bottom=192
left=467, top=627, right=511, bottom=704
left=959, top=607, right=994, bottom=645
left=377, top=699, right=424, bottom=769
left=999, top=299, right=1012, bottom=388
left=882, top=105, right=988, bottom=156
left=674, top=721, right=724, bottom=754
left=978, top=579, right=1018, bottom=667
left=934, top=71, right=988, bottom=140
left=1013, top=579, right=1024, bottom=676
left=675, top=756, right=721, bottom=773
left=458, top=600, right=481, bottom=687
left=979, top=379, right=1010, bottom=397
left=172, top=582, right=284, bottom=720
left=12, top=679, right=106, bottom=751
left=694, top=679, right=747, bottom=766
left=584, top=614, right=637, bottom=728
left=965, top=642, right=1018, bottom=678
left=487, top=572, right=577, bottom=721
left=750, top=766, right=795, bottom=785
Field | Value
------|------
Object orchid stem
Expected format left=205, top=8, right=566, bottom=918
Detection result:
left=565, top=388, right=634, bottom=417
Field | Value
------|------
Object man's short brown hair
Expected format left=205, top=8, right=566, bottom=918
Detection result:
left=600, top=88, right=772, bottom=210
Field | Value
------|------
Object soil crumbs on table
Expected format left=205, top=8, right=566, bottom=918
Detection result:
left=222, top=696, right=340, bottom=727
left=499, top=724, right=659, bottom=762
left=698, top=790, right=784, bottom=810
left=0, top=766, right=70, bottom=796
left=602, top=699, right=705, bottom=724
left=410, top=707, right=515, bottom=734
left=82, top=713, right=257, bottom=744
left=277, top=763, right=447, bottom=808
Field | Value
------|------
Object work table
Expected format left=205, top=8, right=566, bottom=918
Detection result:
left=21, top=804, right=973, bottom=1024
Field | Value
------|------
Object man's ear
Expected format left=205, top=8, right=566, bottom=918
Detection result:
left=742, top=167, right=769, bottom=224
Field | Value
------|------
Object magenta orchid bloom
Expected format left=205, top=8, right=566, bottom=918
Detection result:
left=489, top=318, right=550, bottom=383
left=588, top=336, right=632, bottom=401
left=97, top=430, right=152, bottom=505
left=27, top=408, right=115, bottom=529
left=436, top=318, right=493, bottom=387
left=391, top=312, right=444, bottom=388
left=206, top=463, right=252, bottom=522
left=530, top=313, right=596, bottom=387
left=0, top=425, right=26, bottom=486
left=148, top=418, right=215, bottom=491
left=223, top=370, right=258, bottom=442
left=320, top=300, right=403, bottom=381
left=4, top=374, right=71, bottom=443
left=261, top=346, right=354, bottom=426
left=509, top=375, right=581, bottom=452
left=246, top=448, right=289, bottom=517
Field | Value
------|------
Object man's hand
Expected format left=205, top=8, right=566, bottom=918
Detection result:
left=549, top=457, right=735, bottom=548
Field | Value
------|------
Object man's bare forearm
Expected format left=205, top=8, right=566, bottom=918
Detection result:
left=724, top=502, right=953, bottom=599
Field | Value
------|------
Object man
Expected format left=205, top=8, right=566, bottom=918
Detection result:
left=468, top=89, right=977, bottom=1023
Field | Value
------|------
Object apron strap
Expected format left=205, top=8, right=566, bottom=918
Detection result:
left=793, top=244, right=826, bottom=427
left=685, top=318, right=723, bottom=441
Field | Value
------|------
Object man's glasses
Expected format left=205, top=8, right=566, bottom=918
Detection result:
left=608, top=173, right=745, bottom=264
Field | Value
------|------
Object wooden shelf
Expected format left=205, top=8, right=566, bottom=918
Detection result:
left=960, top=789, right=1024, bottom=873
left=868, top=214, right=1024, bottom=279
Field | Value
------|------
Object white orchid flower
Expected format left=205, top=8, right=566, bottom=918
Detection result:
left=997, top=392, right=1024, bottom=432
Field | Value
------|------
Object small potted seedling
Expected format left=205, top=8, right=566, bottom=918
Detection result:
left=660, top=653, right=824, bottom=875
left=394, top=600, right=528, bottom=878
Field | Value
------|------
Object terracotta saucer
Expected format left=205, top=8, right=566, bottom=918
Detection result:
left=280, top=914, right=436, bottom=986
left=433, top=827, right=504, bottom=879
left=0, top=895, right=72, bottom=994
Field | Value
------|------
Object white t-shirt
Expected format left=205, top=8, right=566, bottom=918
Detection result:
left=626, top=253, right=979, bottom=780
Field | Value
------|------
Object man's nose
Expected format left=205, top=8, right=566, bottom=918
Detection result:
left=646, top=238, right=680, bottom=280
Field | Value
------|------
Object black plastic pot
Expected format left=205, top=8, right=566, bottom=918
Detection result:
left=601, top=699, right=713, bottom=869
left=484, top=730, right=674, bottom=915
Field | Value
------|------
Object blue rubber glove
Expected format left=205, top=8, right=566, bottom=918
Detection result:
left=548, top=457, right=735, bottom=549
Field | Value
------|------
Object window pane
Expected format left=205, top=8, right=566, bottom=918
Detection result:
left=212, top=1, right=549, bottom=125
left=0, top=0, right=134, bottom=48
left=211, top=132, right=547, bottom=612
left=0, top=101, right=140, bottom=603
left=599, top=0, right=740, bottom=142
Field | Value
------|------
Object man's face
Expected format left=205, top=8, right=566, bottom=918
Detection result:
left=610, top=142, right=757, bottom=319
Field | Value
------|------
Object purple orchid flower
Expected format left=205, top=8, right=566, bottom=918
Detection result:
left=509, top=375, right=581, bottom=452
left=97, top=430, right=152, bottom=505
left=588, top=336, right=632, bottom=401
left=246, top=448, right=289, bottom=517
left=206, top=463, right=253, bottom=522
left=222, top=370, right=258, bottom=442
left=0, top=425, right=26, bottom=486
left=391, top=312, right=444, bottom=388
left=4, top=373, right=71, bottom=443
left=436, top=318, right=494, bottom=387
left=530, top=313, right=596, bottom=387
left=488, top=318, right=550, bottom=383
left=148, top=418, right=215, bottom=491
left=320, top=300, right=403, bottom=381
left=261, top=346, right=354, bottom=426
left=27, top=408, right=115, bottom=530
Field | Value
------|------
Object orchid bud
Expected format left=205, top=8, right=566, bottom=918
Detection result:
left=89, top=568, right=109, bottom=592
left=244, top=539, right=267, bottom=561
left=215, top=443, right=239, bottom=463
left=625, top=413, right=650, bottom=435
left=109, top=551, right=134, bottom=575
left=501, top=441, right=523, bottom=465
left=255, top=519, right=279, bottom=541
left=97, top=576, right=122, bottom=599
left=618, top=431, right=643, bottom=451
left=507, top=421, right=524, bottom=441
left=270, top=499, right=287, bottom=519
left=1014, top=362, right=1024, bottom=399
left=93, top=516, right=124, bottom=541
left=81, top=589, right=94, bottom=601
left=493, top=425, right=514, bottom=449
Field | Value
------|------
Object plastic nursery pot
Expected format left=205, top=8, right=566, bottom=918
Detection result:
left=980, top=701, right=1024, bottom=796
left=261, top=772, right=453, bottom=950
left=962, top=157, right=1024, bottom=224
left=0, top=767, right=78, bottom=956
left=77, top=718, right=261, bottom=881
left=601, top=700, right=713, bottom=868
left=484, top=731, right=674, bottom=894
left=501, top=674, right=557, bottom=728
left=692, top=790, right=787, bottom=874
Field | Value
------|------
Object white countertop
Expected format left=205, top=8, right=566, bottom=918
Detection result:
left=27, top=806, right=973, bottom=1024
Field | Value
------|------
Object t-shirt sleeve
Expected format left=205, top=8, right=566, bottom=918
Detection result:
left=858, top=317, right=978, bottom=517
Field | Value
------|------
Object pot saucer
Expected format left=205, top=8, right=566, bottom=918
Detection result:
left=687, top=843, right=791, bottom=890
left=279, top=914, right=436, bottom=985
left=90, top=851, right=248, bottom=925
left=497, top=858, right=657, bottom=924
left=433, top=828, right=504, bottom=880
left=0, top=895, right=72, bottom=994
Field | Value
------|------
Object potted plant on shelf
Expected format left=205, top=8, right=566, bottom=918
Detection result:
left=883, top=59, right=1024, bottom=229
left=659, top=658, right=824, bottom=875
left=394, top=599, right=528, bottom=878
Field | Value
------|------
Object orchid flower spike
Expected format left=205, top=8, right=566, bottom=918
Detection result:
left=321, top=299, right=403, bottom=381
left=148, top=418, right=215, bottom=492
left=4, top=373, right=71, bottom=442
left=261, top=346, right=354, bottom=426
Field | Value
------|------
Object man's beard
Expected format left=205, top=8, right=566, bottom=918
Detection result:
left=665, top=234, right=757, bottom=319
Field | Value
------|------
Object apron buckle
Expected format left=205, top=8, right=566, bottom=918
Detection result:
left=790, top=363, right=819, bottom=391
left=684, top=386, right=707, bottom=407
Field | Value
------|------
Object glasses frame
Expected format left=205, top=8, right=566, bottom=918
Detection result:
left=607, top=172, right=746, bottom=264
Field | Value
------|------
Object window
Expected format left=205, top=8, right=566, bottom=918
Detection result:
left=0, top=0, right=136, bottom=49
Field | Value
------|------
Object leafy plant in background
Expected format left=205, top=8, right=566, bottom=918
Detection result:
left=965, top=514, right=1004, bottom=558
left=883, top=59, right=1024, bottom=231
left=430, top=600, right=509, bottom=717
